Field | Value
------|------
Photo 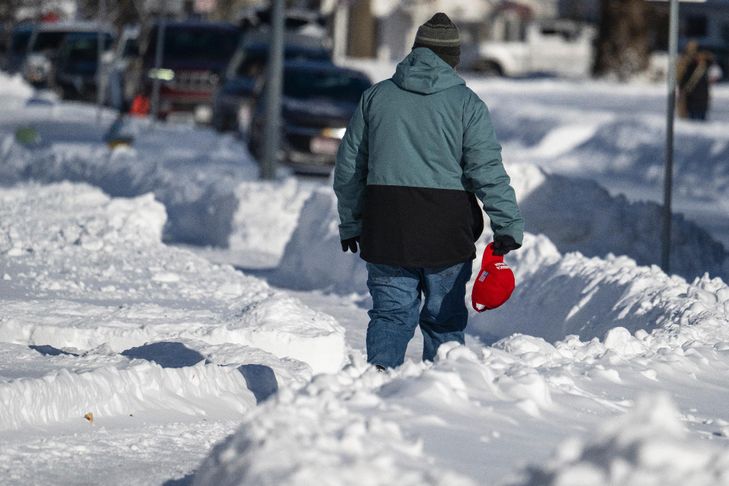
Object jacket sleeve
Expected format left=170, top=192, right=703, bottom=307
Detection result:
left=333, top=91, right=369, bottom=240
left=461, top=93, right=524, bottom=245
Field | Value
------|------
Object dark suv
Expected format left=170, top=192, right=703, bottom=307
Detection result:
left=248, top=61, right=371, bottom=175
left=212, top=33, right=331, bottom=133
left=126, top=21, right=239, bottom=122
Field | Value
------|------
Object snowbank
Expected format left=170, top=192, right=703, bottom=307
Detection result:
left=0, top=72, right=33, bottom=103
left=0, top=351, right=253, bottom=431
left=271, top=188, right=368, bottom=293
left=0, top=125, right=253, bottom=248
left=509, top=164, right=729, bottom=281
left=275, top=175, right=728, bottom=299
left=514, top=394, right=729, bottom=486
left=193, top=354, right=479, bottom=486
left=2, top=74, right=727, bottom=281
left=472, top=243, right=729, bottom=344
left=230, top=178, right=315, bottom=262
left=0, top=89, right=315, bottom=257
left=491, top=94, right=729, bottom=202
left=195, top=315, right=729, bottom=486
left=0, top=183, right=346, bottom=376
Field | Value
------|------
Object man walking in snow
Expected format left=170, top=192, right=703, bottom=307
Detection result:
left=334, top=13, right=524, bottom=369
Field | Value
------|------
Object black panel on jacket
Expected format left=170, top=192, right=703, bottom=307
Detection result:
left=361, top=185, right=484, bottom=267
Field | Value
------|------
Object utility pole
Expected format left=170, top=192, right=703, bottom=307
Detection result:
left=661, top=0, right=679, bottom=273
left=96, top=0, right=107, bottom=122
left=150, top=0, right=167, bottom=122
left=261, top=0, right=284, bottom=180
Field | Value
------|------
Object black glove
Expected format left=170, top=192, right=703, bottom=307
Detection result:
left=341, top=236, right=360, bottom=253
left=492, top=235, right=520, bottom=256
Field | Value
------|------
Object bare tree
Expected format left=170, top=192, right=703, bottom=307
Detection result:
left=347, top=0, right=375, bottom=58
left=593, top=0, right=651, bottom=80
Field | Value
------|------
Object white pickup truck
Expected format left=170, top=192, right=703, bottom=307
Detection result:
left=466, top=19, right=596, bottom=78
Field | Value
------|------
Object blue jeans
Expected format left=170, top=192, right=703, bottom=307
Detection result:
left=366, top=260, right=473, bottom=368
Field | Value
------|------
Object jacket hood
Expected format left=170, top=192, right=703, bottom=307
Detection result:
left=392, top=47, right=465, bottom=95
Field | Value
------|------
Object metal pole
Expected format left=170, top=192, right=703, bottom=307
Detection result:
left=661, top=0, right=679, bottom=273
left=151, top=0, right=167, bottom=121
left=96, top=0, right=107, bottom=122
left=261, top=0, right=285, bottom=180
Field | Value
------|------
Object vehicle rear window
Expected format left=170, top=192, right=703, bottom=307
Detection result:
left=146, top=26, right=239, bottom=62
left=31, top=31, right=68, bottom=51
left=62, top=34, right=113, bottom=61
left=236, top=46, right=330, bottom=77
left=11, top=30, right=32, bottom=53
left=284, top=69, right=370, bottom=103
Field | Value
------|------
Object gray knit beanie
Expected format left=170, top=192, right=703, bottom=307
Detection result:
left=412, top=13, right=461, bottom=67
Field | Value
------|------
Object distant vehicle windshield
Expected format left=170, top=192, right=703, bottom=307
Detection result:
left=146, top=26, right=238, bottom=62
left=11, top=29, right=32, bottom=53
left=284, top=69, right=370, bottom=102
left=235, top=45, right=330, bottom=77
left=31, top=31, right=69, bottom=52
left=60, top=33, right=113, bottom=73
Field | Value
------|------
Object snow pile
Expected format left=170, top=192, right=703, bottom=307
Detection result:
left=0, top=182, right=346, bottom=375
left=272, top=188, right=368, bottom=293
left=195, top=313, right=729, bottom=486
left=0, top=355, right=253, bottom=431
left=0, top=89, right=315, bottom=257
left=194, top=354, right=480, bottom=486
left=495, top=100, right=729, bottom=202
left=514, top=394, right=729, bottom=486
left=0, top=72, right=33, bottom=103
left=473, top=243, right=729, bottom=344
left=230, top=178, right=314, bottom=262
left=2, top=74, right=727, bottom=280
left=0, top=181, right=165, bottom=254
left=509, top=164, right=729, bottom=281
left=275, top=184, right=729, bottom=351
left=0, top=127, right=252, bottom=248
left=275, top=179, right=728, bottom=298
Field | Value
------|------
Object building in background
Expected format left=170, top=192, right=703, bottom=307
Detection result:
left=322, top=0, right=586, bottom=63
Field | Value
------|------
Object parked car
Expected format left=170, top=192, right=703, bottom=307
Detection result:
left=2, top=23, right=33, bottom=73
left=247, top=61, right=371, bottom=175
left=212, top=32, right=331, bottom=133
left=52, top=31, right=114, bottom=100
left=23, top=22, right=112, bottom=87
left=466, top=19, right=596, bottom=78
left=125, top=20, right=240, bottom=123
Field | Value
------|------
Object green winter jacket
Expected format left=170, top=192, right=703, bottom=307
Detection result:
left=334, top=48, right=524, bottom=267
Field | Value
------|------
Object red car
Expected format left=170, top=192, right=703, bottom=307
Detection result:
left=126, top=20, right=239, bottom=122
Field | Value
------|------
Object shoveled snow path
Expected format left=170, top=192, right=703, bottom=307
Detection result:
left=208, top=283, right=729, bottom=485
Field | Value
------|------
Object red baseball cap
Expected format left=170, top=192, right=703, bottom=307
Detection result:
left=471, top=242, right=516, bottom=312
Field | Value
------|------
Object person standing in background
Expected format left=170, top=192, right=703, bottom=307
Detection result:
left=678, top=41, right=712, bottom=121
